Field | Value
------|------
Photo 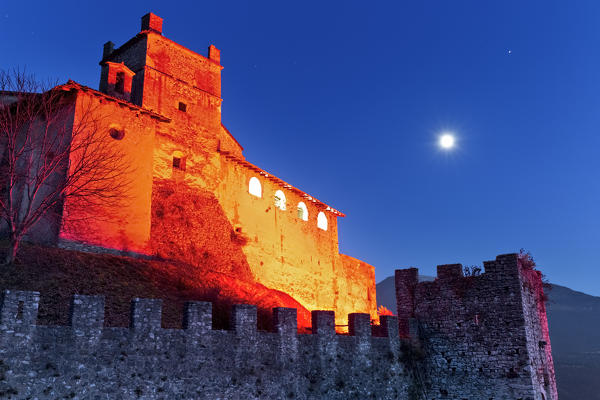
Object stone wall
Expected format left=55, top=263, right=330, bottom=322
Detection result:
left=0, top=290, right=408, bottom=399
left=0, top=253, right=557, bottom=399
left=395, top=253, right=558, bottom=400
left=58, top=89, right=160, bottom=254
left=520, top=266, right=558, bottom=399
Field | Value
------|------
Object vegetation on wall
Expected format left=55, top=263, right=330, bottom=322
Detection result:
left=518, top=248, right=551, bottom=304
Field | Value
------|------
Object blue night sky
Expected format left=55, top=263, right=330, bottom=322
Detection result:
left=2, top=1, right=599, bottom=295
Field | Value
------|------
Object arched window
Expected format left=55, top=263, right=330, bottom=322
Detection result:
left=109, top=127, right=125, bottom=140
left=274, top=190, right=286, bottom=210
left=249, top=177, right=262, bottom=197
left=317, top=211, right=328, bottom=231
left=297, top=202, right=308, bottom=221
left=108, top=124, right=125, bottom=140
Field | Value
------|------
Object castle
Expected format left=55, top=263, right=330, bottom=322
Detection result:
left=8, top=13, right=377, bottom=326
left=0, top=13, right=558, bottom=399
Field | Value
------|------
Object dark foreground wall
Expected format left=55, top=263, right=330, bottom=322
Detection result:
left=0, top=291, right=410, bottom=399
left=0, top=253, right=557, bottom=400
left=396, top=253, right=557, bottom=400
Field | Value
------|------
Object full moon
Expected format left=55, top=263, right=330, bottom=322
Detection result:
left=439, top=133, right=455, bottom=150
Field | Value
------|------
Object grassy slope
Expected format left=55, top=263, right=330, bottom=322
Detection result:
left=0, top=243, right=312, bottom=332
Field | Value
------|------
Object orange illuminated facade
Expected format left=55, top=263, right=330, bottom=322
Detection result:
left=54, top=13, right=377, bottom=326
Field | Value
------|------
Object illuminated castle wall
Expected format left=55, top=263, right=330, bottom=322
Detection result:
left=56, top=13, right=377, bottom=326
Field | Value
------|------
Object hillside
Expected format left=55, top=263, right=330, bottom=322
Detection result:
left=376, top=275, right=600, bottom=400
left=0, top=243, right=312, bottom=332
left=375, top=274, right=435, bottom=313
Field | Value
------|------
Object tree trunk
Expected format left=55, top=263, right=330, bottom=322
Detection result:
left=4, top=235, right=19, bottom=264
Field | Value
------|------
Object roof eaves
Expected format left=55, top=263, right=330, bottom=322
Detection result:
left=220, top=124, right=244, bottom=151
left=218, top=150, right=345, bottom=217
left=56, top=80, right=171, bottom=122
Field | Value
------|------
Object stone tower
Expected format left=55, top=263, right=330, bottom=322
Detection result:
left=395, top=253, right=558, bottom=400
left=99, top=13, right=224, bottom=140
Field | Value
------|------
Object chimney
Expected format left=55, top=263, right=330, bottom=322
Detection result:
left=141, top=13, right=163, bottom=34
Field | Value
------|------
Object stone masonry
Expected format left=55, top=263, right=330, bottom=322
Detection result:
left=0, top=291, right=408, bottom=399
left=0, top=253, right=556, bottom=399
left=395, top=253, right=557, bottom=400
left=7, top=12, right=378, bottom=329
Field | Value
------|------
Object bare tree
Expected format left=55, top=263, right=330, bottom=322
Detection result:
left=0, top=69, right=131, bottom=264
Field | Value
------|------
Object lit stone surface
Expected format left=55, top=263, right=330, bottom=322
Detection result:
left=40, top=12, right=379, bottom=329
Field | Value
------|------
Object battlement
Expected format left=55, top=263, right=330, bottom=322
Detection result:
left=0, top=290, right=395, bottom=341
left=141, top=12, right=163, bottom=34
left=395, top=253, right=534, bottom=338
left=394, top=253, right=558, bottom=400
left=0, top=253, right=557, bottom=399
left=0, top=290, right=406, bottom=398
left=98, top=13, right=223, bottom=121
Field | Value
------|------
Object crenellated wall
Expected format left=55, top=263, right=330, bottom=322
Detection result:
left=0, top=252, right=557, bottom=399
left=395, top=253, right=558, bottom=400
left=0, top=290, right=408, bottom=399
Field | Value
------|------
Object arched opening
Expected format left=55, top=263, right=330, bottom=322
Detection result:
left=317, top=211, right=327, bottom=231
left=109, top=127, right=125, bottom=140
left=248, top=177, right=262, bottom=197
left=297, top=202, right=308, bottom=221
left=274, top=190, right=286, bottom=210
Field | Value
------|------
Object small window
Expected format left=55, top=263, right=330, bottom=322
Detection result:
left=274, top=190, right=286, bottom=210
left=297, top=202, right=308, bottom=221
left=172, top=150, right=186, bottom=171
left=249, top=177, right=262, bottom=197
left=178, top=102, right=187, bottom=112
left=115, top=72, right=125, bottom=94
left=173, top=157, right=182, bottom=169
left=16, top=301, right=24, bottom=320
left=109, top=128, right=125, bottom=140
left=317, top=211, right=328, bottom=231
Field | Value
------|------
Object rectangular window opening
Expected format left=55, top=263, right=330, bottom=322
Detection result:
left=16, top=301, right=24, bottom=320
left=178, top=102, right=187, bottom=112
left=115, top=72, right=125, bottom=94
left=173, top=157, right=186, bottom=171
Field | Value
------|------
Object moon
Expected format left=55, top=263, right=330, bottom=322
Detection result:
left=439, top=133, right=456, bottom=150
